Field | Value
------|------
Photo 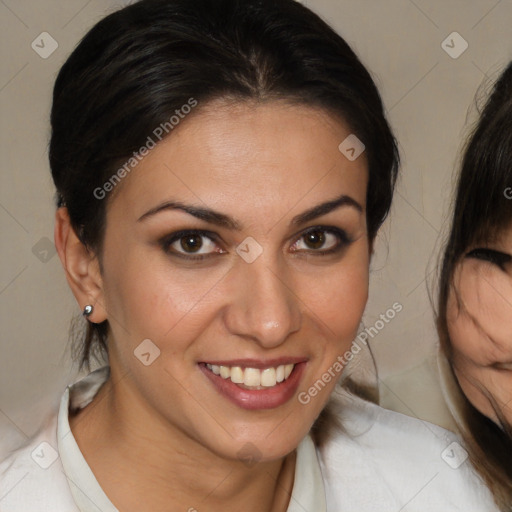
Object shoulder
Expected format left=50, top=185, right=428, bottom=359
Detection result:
left=0, top=405, right=78, bottom=511
left=0, top=366, right=111, bottom=512
left=317, top=388, right=499, bottom=512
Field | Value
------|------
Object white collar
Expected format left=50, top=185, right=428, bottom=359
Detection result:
left=57, top=366, right=326, bottom=511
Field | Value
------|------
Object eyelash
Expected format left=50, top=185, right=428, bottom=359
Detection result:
left=159, top=226, right=352, bottom=261
left=465, top=248, right=512, bottom=271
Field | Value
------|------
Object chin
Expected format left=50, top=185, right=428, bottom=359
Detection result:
left=214, top=423, right=308, bottom=464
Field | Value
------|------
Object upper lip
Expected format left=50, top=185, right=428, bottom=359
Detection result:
left=200, top=357, right=307, bottom=369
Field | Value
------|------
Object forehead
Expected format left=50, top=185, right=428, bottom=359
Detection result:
left=107, top=99, right=369, bottom=221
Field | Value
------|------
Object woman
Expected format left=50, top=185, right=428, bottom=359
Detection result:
left=437, top=61, right=512, bottom=511
left=0, top=0, right=497, bottom=510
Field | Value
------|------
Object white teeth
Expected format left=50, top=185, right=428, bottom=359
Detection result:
left=244, top=368, right=261, bottom=387
left=205, top=363, right=296, bottom=388
left=231, top=366, right=244, bottom=384
left=261, top=368, right=276, bottom=387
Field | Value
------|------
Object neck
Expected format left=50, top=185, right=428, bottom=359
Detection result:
left=69, top=367, right=296, bottom=512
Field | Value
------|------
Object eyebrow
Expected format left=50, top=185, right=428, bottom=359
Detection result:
left=137, top=193, right=363, bottom=230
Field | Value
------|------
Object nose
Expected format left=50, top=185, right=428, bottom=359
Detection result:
left=223, top=253, right=302, bottom=349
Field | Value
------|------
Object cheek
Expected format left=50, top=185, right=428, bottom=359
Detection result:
left=305, top=245, right=369, bottom=347
left=324, top=263, right=368, bottom=338
left=453, top=359, right=512, bottom=426
left=100, top=245, right=210, bottom=350
left=447, top=282, right=512, bottom=424
left=448, top=266, right=512, bottom=365
left=470, top=278, right=512, bottom=358
left=446, top=295, right=473, bottom=362
left=447, top=295, right=488, bottom=379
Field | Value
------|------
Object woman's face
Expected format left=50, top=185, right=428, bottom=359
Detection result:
left=447, top=226, right=512, bottom=426
left=96, top=100, right=370, bottom=462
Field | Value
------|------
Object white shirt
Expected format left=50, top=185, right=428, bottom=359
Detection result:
left=0, top=367, right=498, bottom=511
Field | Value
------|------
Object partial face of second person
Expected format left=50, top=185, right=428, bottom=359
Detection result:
left=447, top=226, right=512, bottom=426
left=88, top=100, right=370, bottom=462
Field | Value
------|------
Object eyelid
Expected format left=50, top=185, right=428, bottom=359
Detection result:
left=465, top=247, right=512, bottom=270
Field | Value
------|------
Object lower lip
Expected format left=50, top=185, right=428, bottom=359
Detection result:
left=199, top=363, right=306, bottom=410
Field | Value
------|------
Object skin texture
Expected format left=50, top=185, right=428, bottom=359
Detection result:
left=447, top=227, right=512, bottom=427
left=55, top=100, right=370, bottom=512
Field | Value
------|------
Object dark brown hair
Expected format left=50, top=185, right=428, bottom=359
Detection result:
left=436, top=61, right=512, bottom=510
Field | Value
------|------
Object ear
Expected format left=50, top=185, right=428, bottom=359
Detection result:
left=54, top=207, right=108, bottom=323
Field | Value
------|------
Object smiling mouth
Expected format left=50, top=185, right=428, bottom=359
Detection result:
left=204, top=363, right=295, bottom=389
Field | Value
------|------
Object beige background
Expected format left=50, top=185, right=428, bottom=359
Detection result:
left=1, top=0, right=511, bottom=455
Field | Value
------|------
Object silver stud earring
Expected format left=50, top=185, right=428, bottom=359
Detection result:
left=83, top=304, right=94, bottom=317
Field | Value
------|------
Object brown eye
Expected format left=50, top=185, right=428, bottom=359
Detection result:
left=160, top=230, right=222, bottom=259
left=304, top=230, right=326, bottom=249
left=291, top=226, right=351, bottom=254
left=180, top=234, right=203, bottom=253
